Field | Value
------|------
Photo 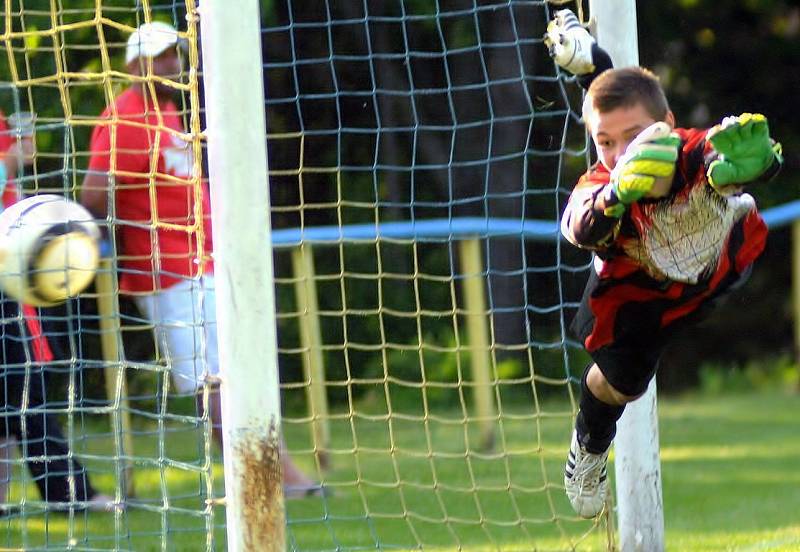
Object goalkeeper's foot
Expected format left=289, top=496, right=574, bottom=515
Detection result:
left=564, top=431, right=609, bottom=518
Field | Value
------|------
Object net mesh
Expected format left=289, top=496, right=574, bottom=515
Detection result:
left=269, top=1, right=608, bottom=550
left=0, top=1, right=219, bottom=551
left=0, top=0, right=612, bottom=550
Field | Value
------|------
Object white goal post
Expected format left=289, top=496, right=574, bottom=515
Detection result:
left=198, top=1, right=285, bottom=550
left=588, top=1, right=666, bottom=550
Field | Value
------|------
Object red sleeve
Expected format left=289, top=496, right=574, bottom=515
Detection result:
left=2, top=182, right=18, bottom=208
left=88, top=117, right=150, bottom=176
left=87, top=121, right=111, bottom=173
left=673, top=127, right=712, bottom=188
left=0, top=113, right=12, bottom=152
left=21, top=304, right=54, bottom=363
left=561, top=163, right=620, bottom=249
left=0, top=113, right=18, bottom=208
left=675, top=127, right=708, bottom=154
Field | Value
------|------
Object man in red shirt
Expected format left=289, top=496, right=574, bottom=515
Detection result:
left=81, top=22, right=321, bottom=497
left=0, top=111, right=112, bottom=514
left=82, top=21, right=219, bottom=401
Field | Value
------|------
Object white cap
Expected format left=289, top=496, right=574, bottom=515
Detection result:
left=125, top=21, right=186, bottom=65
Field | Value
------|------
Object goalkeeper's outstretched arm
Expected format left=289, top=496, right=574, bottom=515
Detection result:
left=561, top=123, right=682, bottom=249
left=544, top=9, right=613, bottom=89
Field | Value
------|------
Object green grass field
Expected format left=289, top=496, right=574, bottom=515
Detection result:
left=0, top=390, right=798, bottom=551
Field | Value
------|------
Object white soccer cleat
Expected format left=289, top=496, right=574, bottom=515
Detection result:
left=564, top=430, right=609, bottom=518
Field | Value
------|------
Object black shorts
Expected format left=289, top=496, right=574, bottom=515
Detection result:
left=570, top=265, right=751, bottom=397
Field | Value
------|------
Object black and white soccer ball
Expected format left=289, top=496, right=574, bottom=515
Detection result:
left=0, top=195, right=101, bottom=307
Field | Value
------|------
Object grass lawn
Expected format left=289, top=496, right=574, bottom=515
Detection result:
left=0, top=390, right=797, bottom=551
left=658, top=391, right=800, bottom=551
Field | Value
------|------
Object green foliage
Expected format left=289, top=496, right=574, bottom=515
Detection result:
left=0, top=1, right=190, bottom=172
left=658, top=390, right=800, bottom=551
left=640, top=0, right=799, bottom=208
left=697, top=356, right=800, bottom=395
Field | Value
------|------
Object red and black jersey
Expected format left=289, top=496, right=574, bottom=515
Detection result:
left=562, top=127, right=771, bottom=352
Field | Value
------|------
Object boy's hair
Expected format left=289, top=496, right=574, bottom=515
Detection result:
left=583, top=66, right=670, bottom=124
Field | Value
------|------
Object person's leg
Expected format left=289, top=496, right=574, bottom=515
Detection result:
left=195, top=277, right=322, bottom=496
left=576, top=363, right=639, bottom=452
left=564, top=364, right=624, bottom=518
left=139, top=278, right=324, bottom=498
left=9, top=366, right=104, bottom=503
left=565, top=268, right=668, bottom=517
left=0, top=439, right=10, bottom=494
left=196, top=279, right=224, bottom=451
left=199, top=386, right=224, bottom=450
left=2, top=298, right=118, bottom=512
left=565, top=350, right=657, bottom=518
left=2, top=366, right=118, bottom=511
left=0, top=438, right=13, bottom=515
left=138, top=278, right=223, bottom=442
left=198, top=384, right=320, bottom=495
left=281, top=443, right=323, bottom=497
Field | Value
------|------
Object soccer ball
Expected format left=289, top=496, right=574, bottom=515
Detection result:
left=0, top=195, right=101, bottom=307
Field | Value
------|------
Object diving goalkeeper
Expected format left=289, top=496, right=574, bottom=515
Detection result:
left=545, top=10, right=784, bottom=518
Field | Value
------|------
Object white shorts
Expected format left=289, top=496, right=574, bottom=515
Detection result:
left=134, top=275, right=219, bottom=394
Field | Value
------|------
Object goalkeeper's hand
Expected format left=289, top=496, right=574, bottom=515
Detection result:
left=706, top=113, right=783, bottom=189
left=608, top=122, right=681, bottom=214
left=543, top=9, right=596, bottom=75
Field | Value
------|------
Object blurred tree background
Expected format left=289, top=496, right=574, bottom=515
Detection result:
left=0, top=0, right=797, bottom=400
left=636, top=0, right=800, bottom=390
left=263, top=0, right=800, bottom=397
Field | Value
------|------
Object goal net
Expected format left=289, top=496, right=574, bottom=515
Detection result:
left=0, top=0, right=613, bottom=550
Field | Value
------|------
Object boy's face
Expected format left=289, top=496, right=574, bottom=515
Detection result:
left=587, top=101, right=675, bottom=171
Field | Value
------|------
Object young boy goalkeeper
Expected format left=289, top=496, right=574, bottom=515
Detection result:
left=545, top=10, right=784, bottom=518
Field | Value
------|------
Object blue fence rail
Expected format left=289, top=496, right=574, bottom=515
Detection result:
left=271, top=200, right=800, bottom=247
left=271, top=198, right=800, bottom=453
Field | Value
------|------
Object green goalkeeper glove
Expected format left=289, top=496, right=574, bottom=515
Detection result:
left=706, top=113, right=783, bottom=189
left=608, top=122, right=681, bottom=214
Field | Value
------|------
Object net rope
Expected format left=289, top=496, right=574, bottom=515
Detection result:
left=268, top=1, right=608, bottom=550
left=0, top=0, right=611, bottom=550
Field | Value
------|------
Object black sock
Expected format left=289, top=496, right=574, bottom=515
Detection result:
left=575, top=367, right=625, bottom=454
